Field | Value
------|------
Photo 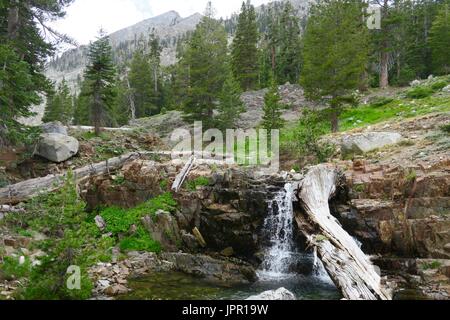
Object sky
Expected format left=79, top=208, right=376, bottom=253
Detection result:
left=50, top=0, right=273, bottom=46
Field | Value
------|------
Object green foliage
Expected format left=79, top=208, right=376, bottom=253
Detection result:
left=283, top=109, right=335, bottom=163
left=82, top=29, right=117, bottom=135
left=430, top=3, right=450, bottom=75
left=119, top=227, right=161, bottom=253
left=186, top=177, right=210, bottom=191
left=421, top=261, right=442, bottom=270
left=0, top=0, right=72, bottom=147
left=0, top=256, right=32, bottom=280
left=441, top=123, right=450, bottom=134
left=301, top=0, right=369, bottom=132
left=406, top=86, right=434, bottom=99
left=43, top=79, right=73, bottom=125
left=405, top=169, right=417, bottom=182
left=215, top=67, right=245, bottom=129
left=2, top=173, right=113, bottom=300
left=231, top=1, right=259, bottom=90
left=0, top=43, right=42, bottom=147
left=159, top=179, right=169, bottom=191
left=181, top=13, right=228, bottom=127
left=100, top=193, right=176, bottom=252
left=262, top=81, right=286, bottom=130
left=431, top=80, right=448, bottom=91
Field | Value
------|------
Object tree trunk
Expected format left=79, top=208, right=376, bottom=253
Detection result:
left=7, top=3, right=19, bottom=40
left=295, top=165, right=392, bottom=300
left=380, top=50, right=389, bottom=89
left=93, top=88, right=102, bottom=136
left=125, top=74, right=136, bottom=121
left=331, top=108, right=339, bottom=133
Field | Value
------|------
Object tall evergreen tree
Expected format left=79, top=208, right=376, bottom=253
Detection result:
left=430, top=2, right=450, bottom=75
left=0, top=0, right=73, bottom=146
left=262, top=80, right=285, bottom=130
left=83, top=30, right=117, bottom=135
left=43, top=79, right=73, bottom=125
left=231, top=1, right=259, bottom=91
left=216, top=67, right=245, bottom=129
left=182, top=3, right=228, bottom=127
left=276, top=1, right=302, bottom=84
left=301, top=0, right=369, bottom=132
left=128, top=49, right=154, bottom=117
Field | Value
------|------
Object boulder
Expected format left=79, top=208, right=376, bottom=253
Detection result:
left=36, top=133, right=79, bottom=163
left=246, top=288, right=296, bottom=300
left=41, top=121, right=68, bottom=135
left=341, top=132, right=403, bottom=158
left=442, top=85, right=450, bottom=93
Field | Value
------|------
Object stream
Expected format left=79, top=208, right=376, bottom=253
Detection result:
left=121, top=184, right=341, bottom=300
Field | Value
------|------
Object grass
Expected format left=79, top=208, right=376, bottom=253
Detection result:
left=99, top=192, right=177, bottom=252
left=421, top=261, right=442, bottom=270
left=186, top=177, right=210, bottom=191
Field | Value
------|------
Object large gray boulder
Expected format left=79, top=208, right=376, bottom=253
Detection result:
left=41, top=121, right=68, bottom=136
left=246, top=288, right=296, bottom=300
left=36, top=133, right=79, bottom=163
left=341, top=132, right=403, bottom=158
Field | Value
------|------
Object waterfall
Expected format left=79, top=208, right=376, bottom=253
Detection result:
left=258, top=183, right=296, bottom=280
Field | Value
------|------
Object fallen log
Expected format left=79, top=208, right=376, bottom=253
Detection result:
left=295, top=164, right=391, bottom=300
left=0, top=152, right=146, bottom=205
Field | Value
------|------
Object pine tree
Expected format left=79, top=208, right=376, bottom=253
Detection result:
left=262, top=80, right=285, bottom=130
left=276, top=1, right=302, bottom=84
left=43, top=79, right=73, bottom=125
left=83, top=30, right=117, bottom=135
left=0, top=0, right=73, bottom=146
left=182, top=3, right=228, bottom=127
left=301, top=0, right=369, bottom=133
left=128, top=49, right=154, bottom=117
left=430, top=2, right=450, bottom=75
left=231, top=1, right=259, bottom=91
left=216, top=67, right=245, bottom=129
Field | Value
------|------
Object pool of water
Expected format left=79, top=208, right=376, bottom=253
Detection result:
left=119, top=271, right=341, bottom=300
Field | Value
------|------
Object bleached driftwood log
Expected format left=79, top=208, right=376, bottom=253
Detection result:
left=172, top=155, right=196, bottom=192
left=0, top=152, right=147, bottom=205
left=296, top=164, right=391, bottom=300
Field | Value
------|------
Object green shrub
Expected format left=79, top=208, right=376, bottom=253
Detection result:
left=283, top=109, right=335, bottom=163
left=0, top=256, right=32, bottom=280
left=431, top=81, right=448, bottom=92
left=406, top=86, right=434, bottom=99
left=441, top=123, right=450, bottom=134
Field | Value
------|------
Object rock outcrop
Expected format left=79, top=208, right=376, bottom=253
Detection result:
left=341, top=132, right=403, bottom=158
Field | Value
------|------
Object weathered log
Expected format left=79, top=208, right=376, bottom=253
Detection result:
left=172, top=155, right=196, bottom=192
left=296, top=164, right=391, bottom=300
left=0, top=152, right=146, bottom=205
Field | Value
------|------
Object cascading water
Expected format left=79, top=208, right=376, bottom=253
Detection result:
left=258, top=183, right=296, bottom=280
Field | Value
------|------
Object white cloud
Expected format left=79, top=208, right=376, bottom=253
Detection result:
left=51, top=0, right=273, bottom=46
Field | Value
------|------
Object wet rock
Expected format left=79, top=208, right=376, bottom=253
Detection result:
left=246, top=288, right=296, bottom=300
left=161, top=252, right=257, bottom=286
left=105, top=284, right=129, bottom=296
left=341, top=132, right=403, bottom=158
left=36, top=133, right=79, bottom=163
